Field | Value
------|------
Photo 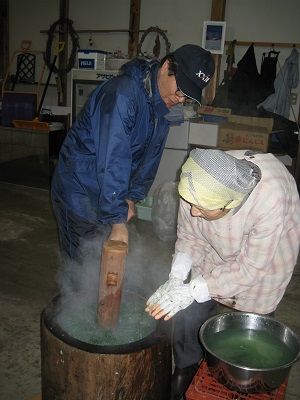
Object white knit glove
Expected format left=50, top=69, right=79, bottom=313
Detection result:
left=146, top=276, right=183, bottom=309
left=146, top=252, right=192, bottom=309
left=146, top=274, right=211, bottom=320
left=152, top=281, right=194, bottom=318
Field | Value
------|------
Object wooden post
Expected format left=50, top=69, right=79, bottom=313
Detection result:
left=128, top=0, right=141, bottom=58
left=204, top=0, right=226, bottom=105
left=0, top=0, right=9, bottom=92
left=97, top=240, right=128, bottom=328
left=59, top=0, right=69, bottom=106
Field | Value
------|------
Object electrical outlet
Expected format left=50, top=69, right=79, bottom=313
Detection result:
left=291, top=92, right=298, bottom=105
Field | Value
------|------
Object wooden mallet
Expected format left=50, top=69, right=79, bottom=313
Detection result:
left=97, top=240, right=128, bottom=328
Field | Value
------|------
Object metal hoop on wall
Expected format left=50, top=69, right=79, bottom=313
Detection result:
left=137, top=26, right=171, bottom=58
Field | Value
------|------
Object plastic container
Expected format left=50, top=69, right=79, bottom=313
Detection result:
left=77, top=50, right=107, bottom=70
left=106, top=57, right=129, bottom=70
left=136, top=197, right=153, bottom=221
left=185, top=362, right=287, bottom=400
left=151, top=182, right=179, bottom=242
left=1, top=92, right=37, bottom=127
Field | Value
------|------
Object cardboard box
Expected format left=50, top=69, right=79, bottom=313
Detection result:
left=188, top=115, right=274, bottom=152
left=197, top=106, right=232, bottom=117
left=77, top=50, right=107, bottom=70
left=189, top=121, right=219, bottom=147
left=228, top=115, right=273, bottom=133
left=218, top=122, right=271, bottom=152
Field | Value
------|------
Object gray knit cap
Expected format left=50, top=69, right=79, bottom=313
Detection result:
left=178, top=149, right=261, bottom=209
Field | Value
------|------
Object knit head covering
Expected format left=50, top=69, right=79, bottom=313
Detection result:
left=178, top=149, right=260, bottom=210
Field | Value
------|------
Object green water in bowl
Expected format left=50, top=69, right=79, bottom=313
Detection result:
left=205, top=328, right=294, bottom=369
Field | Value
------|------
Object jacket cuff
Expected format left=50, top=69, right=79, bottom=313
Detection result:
left=169, top=252, right=192, bottom=281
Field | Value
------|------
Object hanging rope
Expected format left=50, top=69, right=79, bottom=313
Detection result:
left=45, top=17, right=80, bottom=76
left=137, top=26, right=171, bottom=58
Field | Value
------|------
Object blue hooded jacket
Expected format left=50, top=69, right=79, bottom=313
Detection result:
left=51, top=59, right=171, bottom=224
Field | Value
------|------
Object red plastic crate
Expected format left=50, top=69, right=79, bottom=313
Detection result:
left=185, top=361, right=287, bottom=400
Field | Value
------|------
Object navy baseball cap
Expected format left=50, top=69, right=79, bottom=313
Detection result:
left=173, top=44, right=215, bottom=103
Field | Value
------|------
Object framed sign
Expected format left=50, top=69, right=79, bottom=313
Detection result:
left=202, top=21, right=226, bottom=54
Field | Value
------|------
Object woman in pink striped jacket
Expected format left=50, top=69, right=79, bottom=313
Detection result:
left=146, top=148, right=300, bottom=400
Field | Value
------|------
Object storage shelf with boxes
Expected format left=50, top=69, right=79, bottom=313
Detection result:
left=77, top=49, right=130, bottom=71
left=190, top=106, right=297, bottom=175
left=190, top=107, right=274, bottom=153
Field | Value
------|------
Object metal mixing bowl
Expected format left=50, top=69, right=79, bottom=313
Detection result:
left=199, top=312, right=300, bottom=393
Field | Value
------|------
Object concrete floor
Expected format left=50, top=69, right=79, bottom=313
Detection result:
left=0, top=181, right=299, bottom=400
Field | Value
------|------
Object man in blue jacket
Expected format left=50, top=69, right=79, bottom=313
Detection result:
left=51, top=44, right=214, bottom=261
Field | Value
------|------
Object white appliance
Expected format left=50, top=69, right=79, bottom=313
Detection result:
left=149, top=121, right=190, bottom=195
left=70, top=69, right=119, bottom=122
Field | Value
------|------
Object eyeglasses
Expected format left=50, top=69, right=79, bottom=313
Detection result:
left=175, top=87, right=198, bottom=105
left=175, top=87, right=187, bottom=98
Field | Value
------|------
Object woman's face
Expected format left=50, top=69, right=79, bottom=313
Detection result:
left=190, top=204, right=230, bottom=221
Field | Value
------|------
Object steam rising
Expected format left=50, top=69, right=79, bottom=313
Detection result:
left=54, top=222, right=174, bottom=345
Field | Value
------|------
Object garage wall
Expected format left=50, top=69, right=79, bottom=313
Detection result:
left=224, top=0, right=300, bottom=121
left=7, top=0, right=300, bottom=119
left=9, top=0, right=60, bottom=57
left=8, top=0, right=211, bottom=57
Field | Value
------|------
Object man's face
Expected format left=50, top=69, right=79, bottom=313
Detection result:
left=157, top=60, right=187, bottom=108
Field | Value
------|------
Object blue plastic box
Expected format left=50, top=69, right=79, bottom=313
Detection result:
left=77, top=50, right=108, bottom=70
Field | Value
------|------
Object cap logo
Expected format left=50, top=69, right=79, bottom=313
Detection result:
left=196, top=69, right=210, bottom=82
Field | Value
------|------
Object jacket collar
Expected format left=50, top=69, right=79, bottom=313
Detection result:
left=150, top=64, right=170, bottom=118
